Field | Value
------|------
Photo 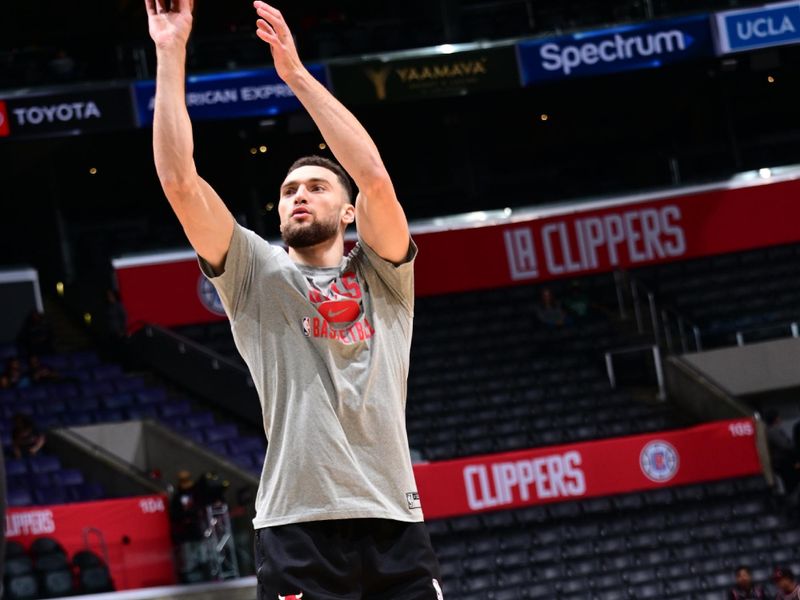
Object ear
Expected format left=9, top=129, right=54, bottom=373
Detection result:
left=341, top=202, right=356, bottom=225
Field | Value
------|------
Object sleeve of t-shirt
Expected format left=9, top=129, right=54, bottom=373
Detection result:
left=355, top=236, right=418, bottom=314
left=197, top=223, right=279, bottom=320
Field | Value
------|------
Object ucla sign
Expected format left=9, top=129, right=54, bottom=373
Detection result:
left=714, top=1, right=800, bottom=54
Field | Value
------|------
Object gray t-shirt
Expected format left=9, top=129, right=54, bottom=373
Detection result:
left=198, top=223, right=423, bottom=529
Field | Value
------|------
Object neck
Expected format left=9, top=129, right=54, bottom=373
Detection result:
left=288, top=235, right=345, bottom=268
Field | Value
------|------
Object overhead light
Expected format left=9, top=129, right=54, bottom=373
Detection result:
left=56, top=282, right=64, bottom=296
left=265, top=202, right=275, bottom=211
left=83, top=313, right=92, bottom=325
left=767, top=75, right=775, bottom=83
left=540, top=114, right=549, bottom=122
left=437, top=44, right=456, bottom=54
left=249, top=148, right=258, bottom=155
left=259, top=145, right=268, bottom=153
left=319, top=143, right=327, bottom=150
left=89, top=167, right=98, bottom=175
left=759, top=168, right=772, bottom=179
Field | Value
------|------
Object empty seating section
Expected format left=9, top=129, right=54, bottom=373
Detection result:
left=637, top=242, right=800, bottom=347
left=1, top=348, right=266, bottom=506
left=178, top=276, right=682, bottom=461
left=408, top=279, right=681, bottom=460
left=3, top=539, right=113, bottom=599
left=429, top=476, right=794, bottom=599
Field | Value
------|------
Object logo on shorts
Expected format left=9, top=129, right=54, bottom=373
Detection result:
left=640, top=440, right=679, bottom=483
left=406, top=491, right=421, bottom=510
left=433, top=578, right=443, bottom=599
left=278, top=593, right=303, bottom=600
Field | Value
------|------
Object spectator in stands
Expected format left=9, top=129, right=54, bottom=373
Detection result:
left=5, top=357, right=30, bottom=389
left=28, top=355, right=61, bottom=383
left=0, top=374, right=11, bottom=390
left=564, top=279, right=592, bottom=321
left=765, top=410, right=800, bottom=496
left=11, top=413, right=46, bottom=458
left=730, top=565, right=766, bottom=599
left=773, top=566, right=800, bottom=599
left=47, top=48, right=77, bottom=81
left=16, top=310, right=54, bottom=356
left=535, top=287, right=570, bottom=328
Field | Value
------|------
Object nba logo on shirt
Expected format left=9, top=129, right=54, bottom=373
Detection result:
left=302, top=317, right=311, bottom=337
left=277, top=594, right=303, bottom=600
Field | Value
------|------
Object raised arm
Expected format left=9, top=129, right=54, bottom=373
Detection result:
left=146, top=0, right=234, bottom=272
left=253, top=1, right=410, bottom=264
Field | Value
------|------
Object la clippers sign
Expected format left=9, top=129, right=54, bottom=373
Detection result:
left=114, top=175, right=800, bottom=330
left=413, top=419, right=762, bottom=519
left=6, top=495, right=175, bottom=590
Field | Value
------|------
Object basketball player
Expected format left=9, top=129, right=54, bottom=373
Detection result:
left=144, top=1, right=443, bottom=598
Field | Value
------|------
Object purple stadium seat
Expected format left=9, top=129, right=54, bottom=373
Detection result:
left=68, top=397, right=100, bottom=412
left=206, top=441, right=229, bottom=455
left=114, top=376, right=146, bottom=393
left=4, top=401, right=35, bottom=418
left=204, top=423, right=238, bottom=443
left=30, top=472, right=52, bottom=488
left=0, top=388, right=17, bottom=402
left=8, top=487, right=34, bottom=507
left=161, top=416, right=185, bottom=430
left=6, top=458, right=29, bottom=476
left=52, top=468, right=85, bottom=487
left=91, top=364, right=123, bottom=381
left=17, top=387, right=48, bottom=402
left=62, top=369, right=91, bottom=382
left=135, top=388, right=168, bottom=405
left=48, top=383, right=79, bottom=400
left=229, top=436, right=265, bottom=454
left=69, top=351, right=101, bottom=369
left=159, top=401, right=191, bottom=418
left=8, top=474, right=30, bottom=490
left=101, top=393, right=134, bottom=410
left=231, top=453, right=256, bottom=470
left=28, top=455, right=61, bottom=474
left=35, top=415, right=61, bottom=429
left=62, top=411, right=94, bottom=426
left=184, top=412, right=215, bottom=430
left=79, top=381, right=115, bottom=397
left=75, top=482, right=105, bottom=501
left=39, top=354, right=70, bottom=370
left=36, top=398, right=67, bottom=416
left=35, top=486, right=68, bottom=505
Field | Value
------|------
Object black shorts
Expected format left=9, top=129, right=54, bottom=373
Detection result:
left=254, top=518, right=443, bottom=600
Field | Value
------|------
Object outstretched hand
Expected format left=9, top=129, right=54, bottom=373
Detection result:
left=254, top=1, right=304, bottom=82
left=145, top=0, right=194, bottom=50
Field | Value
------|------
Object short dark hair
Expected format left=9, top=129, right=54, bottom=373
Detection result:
left=286, top=155, right=354, bottom=203
left=735, top=565, right=751, bottom=575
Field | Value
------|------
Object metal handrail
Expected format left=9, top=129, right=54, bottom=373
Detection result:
left=604, top=344, right=666, bottom=400
left=143, top=323, right=249, bottom=376
left=734, top=321, right=800, bottom=347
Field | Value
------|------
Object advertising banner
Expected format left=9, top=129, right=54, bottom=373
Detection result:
left=414, top=419, right=762, bottom=519
left=114, top=176, right=800, bottom=329
left=714, top=1, right=800, bottom=54
left=6, top=495, right=175, bottom=590
left=329, top=45, right=520, bottom=104
left=133, top=64, right=327, bottom=126
left=1, top=86, right=136, bottom=139
left=518, top=14, right=715, bottom=84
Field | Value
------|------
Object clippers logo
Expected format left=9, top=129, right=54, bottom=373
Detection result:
left=278, top=594, right=303, bottom=600
left=197, top=275, right=225, bottom=316
left=640, top=440, right=679, bottom=483
left=0, top=100, right=9, bottom=137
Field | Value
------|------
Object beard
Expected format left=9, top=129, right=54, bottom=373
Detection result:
left=281, top=214, right=341, bottom=249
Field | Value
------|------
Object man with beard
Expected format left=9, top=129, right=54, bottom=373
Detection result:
left=145, top=1, right=442, bottom=598
left=729, top=565, right=766, bottom=600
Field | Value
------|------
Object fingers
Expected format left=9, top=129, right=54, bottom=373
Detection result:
left=144, top=0, right=157, bottom=16
left=256, top=21, right=278, bottom=45
left=254, top=2, right=290, bottom=37
left=173, top=0, right=194, bottom=15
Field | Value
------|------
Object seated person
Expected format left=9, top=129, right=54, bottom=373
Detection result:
left=11, top=414, right=46, bottom=458
left=535, top=287, right=570, bottom=328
